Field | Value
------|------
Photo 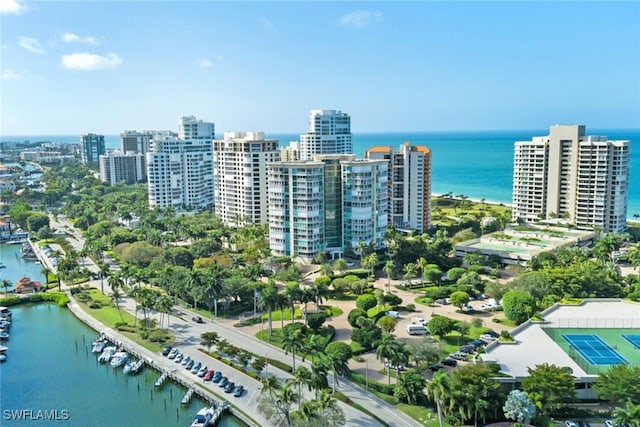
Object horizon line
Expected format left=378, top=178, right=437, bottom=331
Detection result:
left=3, top=126, right=640, bottom=138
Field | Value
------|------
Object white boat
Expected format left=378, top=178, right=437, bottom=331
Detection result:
left=0, top=332, right=9, bottom=340
left=123, top=359, right=135, bottom=374
left=0, top=345, right=8, bottom=353
left=0, top=353, right=6, bottom=362
left=190, top=407, right=215, bottom=427
left=98, top=346, right=117, bottom=363
left=110, top=351, right=129, bottom=368
left=0, top=306, right=11, bottom=317
left=91, top=339, right=108, bottom=353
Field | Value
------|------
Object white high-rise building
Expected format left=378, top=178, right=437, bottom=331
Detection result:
left=99, top=151, right=146, bottom=185
left=366, top=142, right=432, bottom=233
left=267, top=161, right=325, bottom=260
left=178, top=116, right=215, bottom=140
left=341, top=159, right=389, bottom=254
left=147, top=116, right=214, bottom=211
left=213, top=132, right=280, bottom=226
left=512, top=125, right=630, bottom=232
left=299, top=109, right=352, bottom=160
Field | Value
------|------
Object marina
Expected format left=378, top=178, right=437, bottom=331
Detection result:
left=0, top=242, right=44, bottom=292
left=0, top=303, right=244, bottom=427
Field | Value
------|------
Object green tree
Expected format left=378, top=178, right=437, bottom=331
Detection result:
left=375, top=332, right=397, bottom=385
left=383, top=259, right=395, bottom=293
left=110, top=288, right=124, bottom=322
left=324, top=341, right=352, bottom=392
left=427, top=315, right=455, bottom=337
left=395, top=371, right=427, bottom=404
left=282, top=326, right=306, bottom=371
left=333, top=258, right=347, bottom=274
left=0, top=279, right=11, bottom=296
left=613, top=399, right=640, bottom=427
left=502, top=289, right=537, bottom=324
left=257, top=283, right=279, bottom=341
left=287, top=366, right=312, bottom=406
left=377, top=315, right=398, bottom=333
left=450, top=364, right=502, bottom=427
left=593, top=364, right=640, bottom=404
left=522, top=363, right=575, bottom=417
left=450, top=290, right=470, bottom=310
left=200, top=331, right=219, bottom=353
left=426, top=370, right=452, bottom=427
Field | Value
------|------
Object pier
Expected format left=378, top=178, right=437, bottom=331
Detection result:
left=180, top=388, right=194, bottom=405
left=154, top=372, right=169, bottom=388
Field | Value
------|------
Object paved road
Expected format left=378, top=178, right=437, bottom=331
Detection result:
left=46, top=216, right=421, bottom=426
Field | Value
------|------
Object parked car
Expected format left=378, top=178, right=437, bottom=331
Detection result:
left=233, top=385, right=245, bottom=397
left=428, top=363, right=445, bottom=372
left=167, top=348, right=178, bottom=359
left=384, top=361, right=405, bottom=370
left=468, top=339, right=485, bottom=347
left=224, top=382, right=236, bottom=393
left=218, top=377, right=229, bottom=387
left=203, top=370, right=215, bottom=381
left=192, top=316, right=204, bottom=323
left=212, top=371, right=223, bottom=383
left=565, top=421, right=577, bottom=427
left=441, top=359, right=457, bottom=367
left=479, top=334, right=497, bottom=342
left=162, top=346, right=172, bottom=356
left=449, top=352, right=468, bottom=360
left=385, top=310, right=400, bottom=319
left=411, top=317, right=426, bottom=325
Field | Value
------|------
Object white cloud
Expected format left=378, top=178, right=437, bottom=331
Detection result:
left=61, top=52, right=122, bottom=71
left=339, top=10, right=382, bottom=28
left=61, top=32, right=98, bottom=45
left=199, top=58, right=214, bottom=68
left=1, top=69, right=21, bottom=80
left=261, top=17, right=274, bottom=30
left=18, top=37, right=45, bottom=54
left=0, top=0, right=27, bottom=14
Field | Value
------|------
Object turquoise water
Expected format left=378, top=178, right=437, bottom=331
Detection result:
left=0, top=244, right=44, bottom=292
left=3, top=129, right=638, bottom=218
left=0, top=304, right=245, bottom=427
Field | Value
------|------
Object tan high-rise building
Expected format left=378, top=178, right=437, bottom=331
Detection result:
left=512, top=125, right=630, bottom=232
left=213, top=132, right=280, bottom=226
left=366, top=142, right=432, bottom=233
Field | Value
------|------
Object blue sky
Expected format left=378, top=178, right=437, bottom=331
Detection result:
left=1, top=1, right=639, bottom=135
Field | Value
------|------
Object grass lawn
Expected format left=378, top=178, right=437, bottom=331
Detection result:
left=397, top=404, right=450, bottom=427
left=75, top=288, right=173, bottom=352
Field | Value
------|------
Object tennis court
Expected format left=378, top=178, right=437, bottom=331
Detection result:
left=562, top=334, right=628, bottom=365
left=622, top=335, right=640, bottom=349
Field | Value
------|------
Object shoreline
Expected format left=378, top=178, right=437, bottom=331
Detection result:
left=432, top=192, right=513, bottom=208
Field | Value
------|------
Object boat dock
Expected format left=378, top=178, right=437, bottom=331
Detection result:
left=180, top=388, right=194, bottom=405
left=154, top=372, right=169, bottom=388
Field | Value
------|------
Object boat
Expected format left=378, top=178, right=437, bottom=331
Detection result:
left=0, top=263, right=6, bottom=269
left=91, top=339, right=108, bottom=353
left=123, top=359, right=135, bottom=375
left=0, top=332, right=9, bottom=340
left=0, top=306, right=11, bottom=317
left=110, top=351, right=129, bottom=368
left=0, top=320, right=10, bottom=329
left=0, top=353, right=6, bottom=362
left=98, top=346, right=117, bottom=363
left=189, top=406, right=215, bottom=427
left=0, top=345, right=8, bottom=352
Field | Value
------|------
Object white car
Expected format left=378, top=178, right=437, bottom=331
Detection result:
left=385, top=310, right=400, bottom=319
left=605, top=421, right=614, bottom=427
left=479, top=334, right=497, bottom=342
left=565, top=421, right=577, bottom=427
left=411, top=317, right=427, bottom=325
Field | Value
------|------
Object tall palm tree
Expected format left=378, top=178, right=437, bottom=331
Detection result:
left=396, top=372, right=427, bottom=405
left=110, top=288, right=124, bottom=322
left=283, top=282, right=302, bottom=325
left=388, top=341, right=411, bottom=386
left=286, top=366, right=312, bottom=406
left=426, top=370, right=452, bottom=427
left=383, top=260, right=395, bottom=293
left=98, top=262, right=110, bottom=294
left=292, top=401, right=319, bottom=426
left=403, top=262, right=417, bottom=282
left=0, top=279, right=11, bottom=296
left=309, top=359, right=330, bottom=398
left=317, top=389, right=343, bottom=425
left=276, top=385, right=298, bottom=427
left=282, top=327, right=305, bottom=371
left=40, top=266, right=52, bottom=288
left=319, top=263, right=333, bottom=278
left=156, top=294, right=173, bottom=329
left=416, top=257, right=428, bottom=281
left=303, top=334, right=326, bottom=362
left=375, top=332, right=398, bottom=385
left=257, top=284, right=279, bottom=341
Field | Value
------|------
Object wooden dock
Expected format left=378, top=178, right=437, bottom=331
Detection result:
left=180, top=388, right=194, bottom=405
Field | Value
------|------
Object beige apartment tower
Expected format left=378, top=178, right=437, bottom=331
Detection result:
left=512, top=125, right=630, bottom=232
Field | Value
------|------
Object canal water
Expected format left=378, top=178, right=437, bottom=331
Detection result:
left=0, top=243, right=44, bottom=292
left=0, top=304, right=245, bottom=426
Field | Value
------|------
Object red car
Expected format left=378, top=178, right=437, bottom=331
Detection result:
left=203, top=369, right=215, bottom=381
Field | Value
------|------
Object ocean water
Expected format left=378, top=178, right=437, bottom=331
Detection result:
left=0, top=303, right=245, bottom=427
left=3, top=129, right=638, bottom=219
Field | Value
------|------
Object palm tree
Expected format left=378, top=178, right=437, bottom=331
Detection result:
left=276, top=385, right=298, bottom=427
left=317, top=389, right=344, bottom=425
left=107, top=272, right=124, bottom=293
left=292, top=401, right=319, bottom=426
left=309, top=359, right=330, bottom=398
left=282, top=327, right=305, bottom=371
left=333, top=258, right=347, bottom=274
left=40, top=266, right=52, bottom=288
left=613, top=399, right=640, bottom=427
left=403, top=262, right=417, bottom=282
left=282, top=283, right=302, bottom=325
left=156, top=294, right=173, bottom=329
left=286, top=366, right=312, bottom=406
left=303, top=334, right=326, bottom=362
left=426, top=370, right=452, bottom=427
left=383, top=260, right=395, bottom=293
left=319, top=263, right=333, bottom=278
left=396, top=372, right=427, bottom=405
left=375, top=332, right=398, bottom=385
left=257, top=284, right=279, bottom=341
left=416, top=257, right=428, bottom=282
left=0, top=279, right=11, bottom=296
left=110, top=288, right=124, bottom=322
left=98, top=262, right=110, bottom=294
left=388, top=341, right=411, bottom=386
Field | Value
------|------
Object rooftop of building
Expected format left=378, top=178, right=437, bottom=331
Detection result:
left=482, top=299, right=640, bottom=381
